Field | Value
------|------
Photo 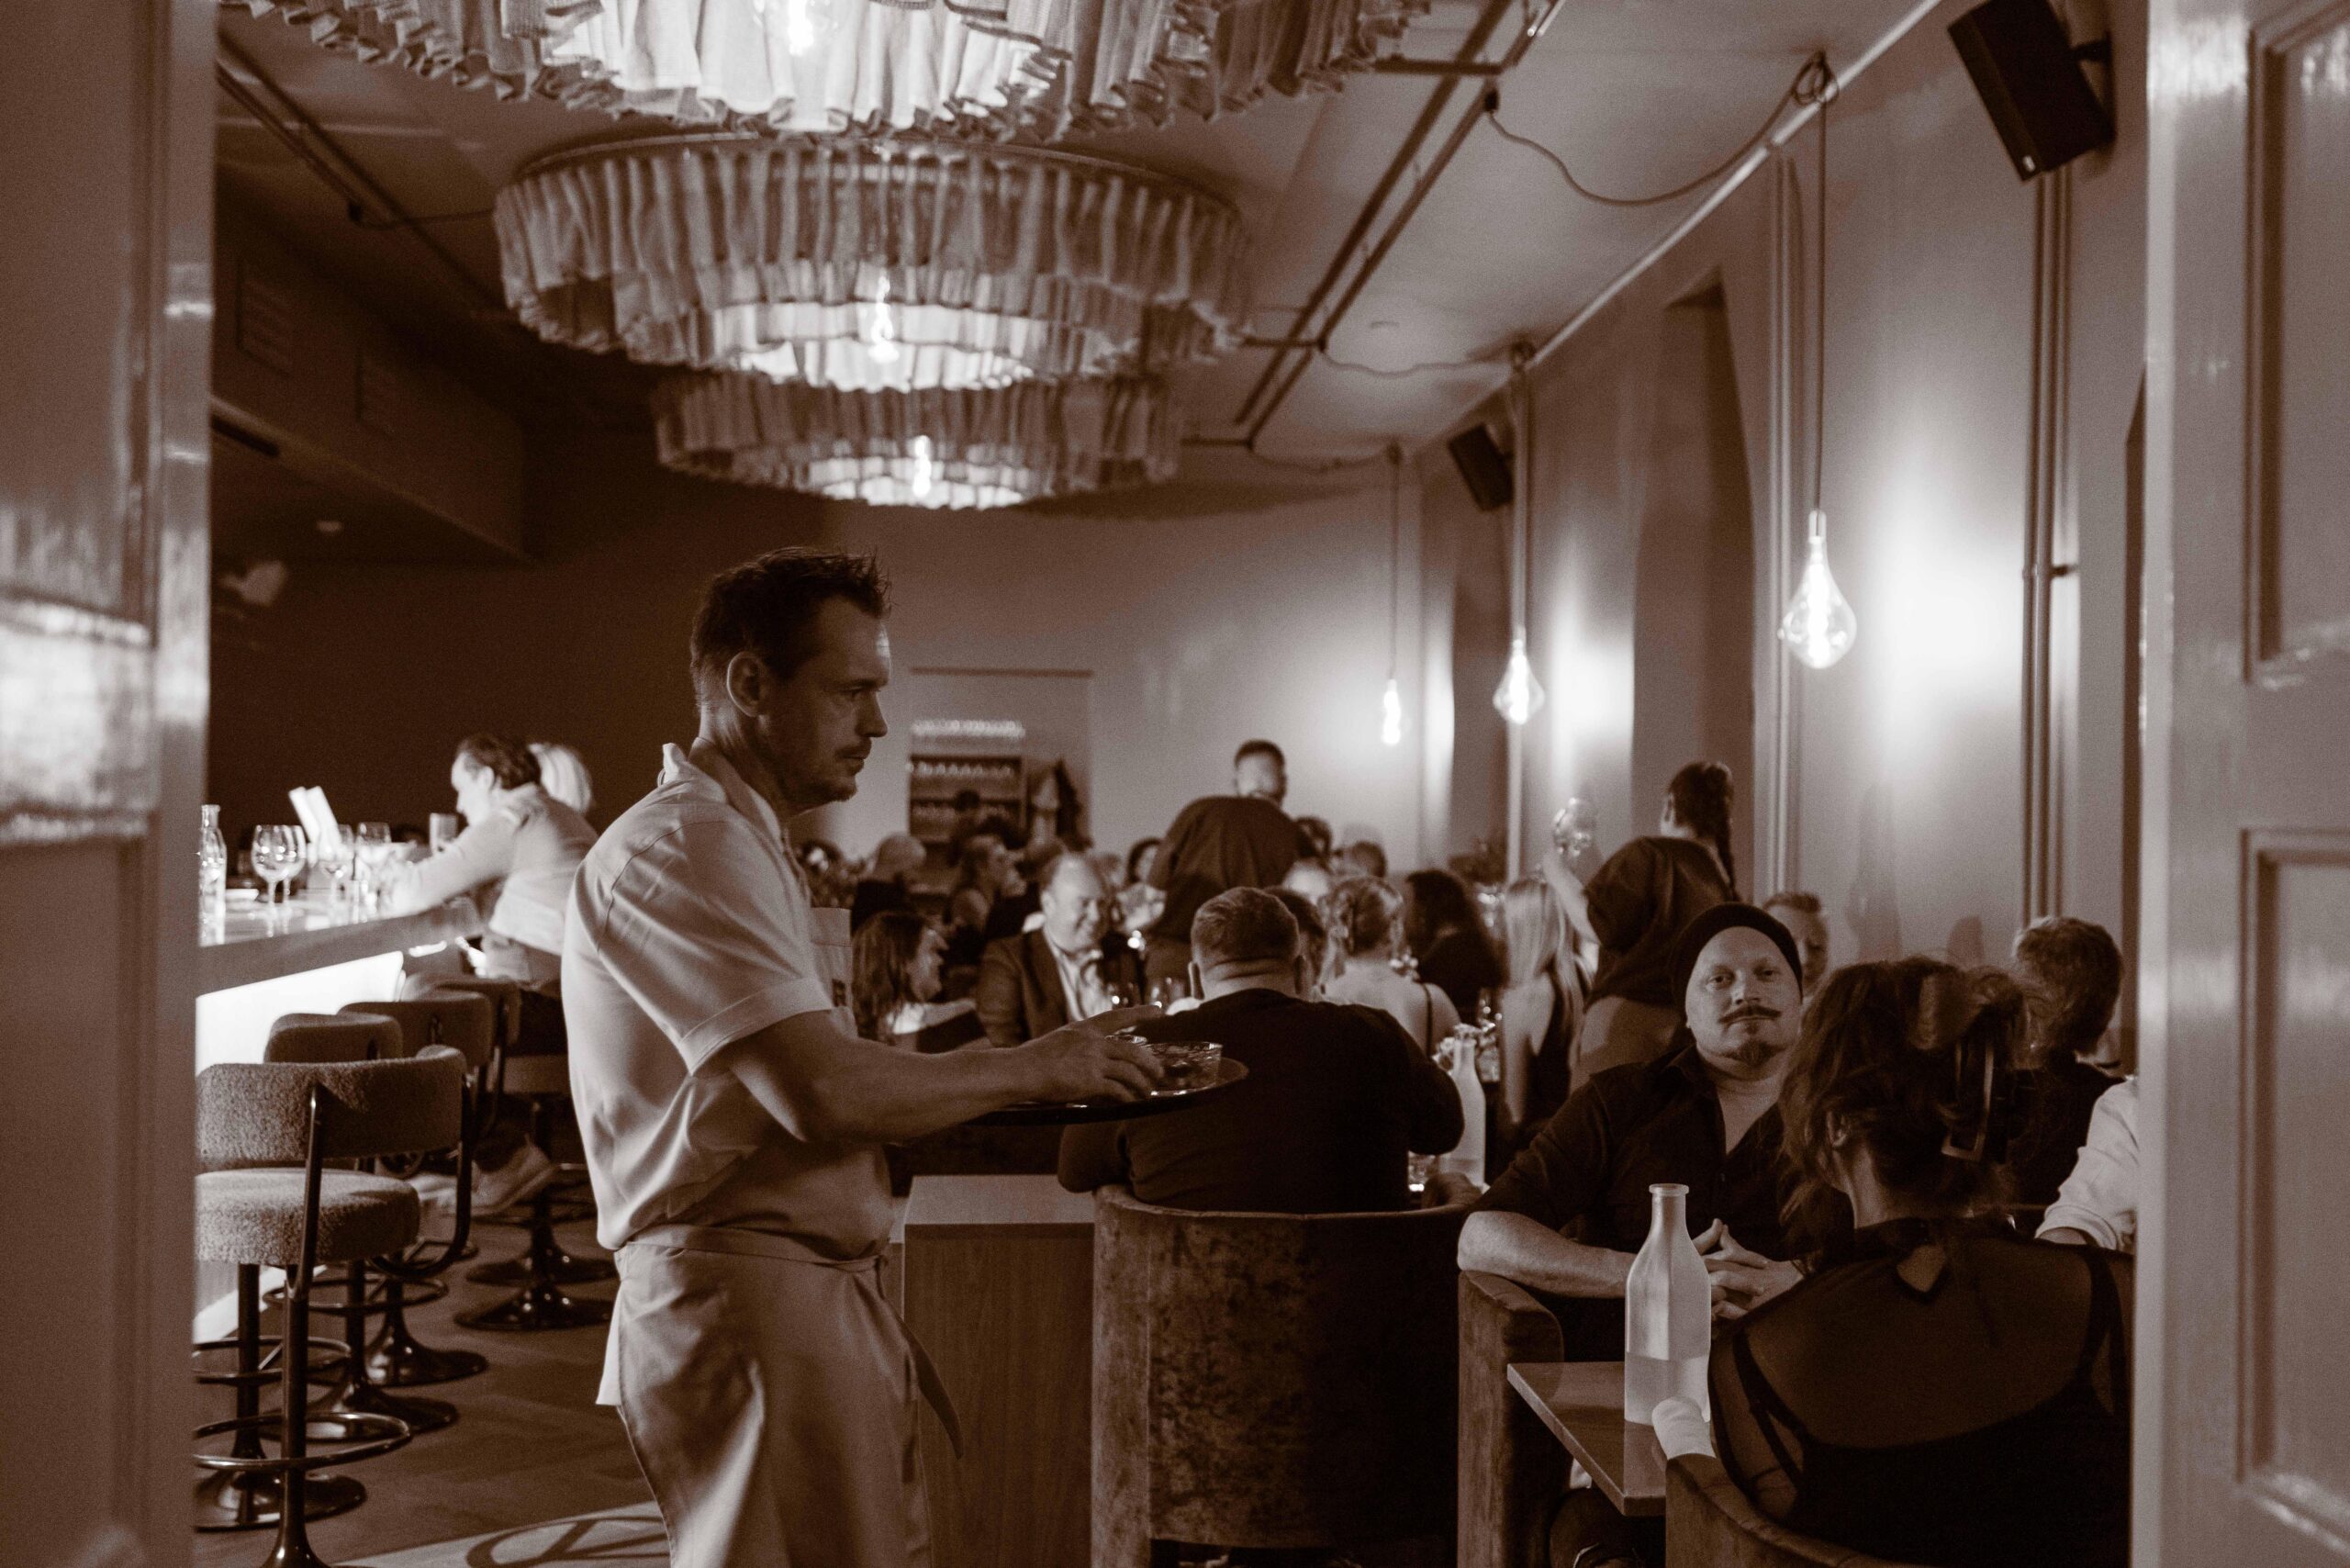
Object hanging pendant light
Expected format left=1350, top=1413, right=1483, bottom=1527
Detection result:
left=1494, top=346, right=1546, bottom=725
left=1381, top=443, right=1407, bottom=746
left=1780, top=57, right=1855, bottom=670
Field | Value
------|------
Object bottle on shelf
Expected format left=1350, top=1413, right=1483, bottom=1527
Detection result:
left=1624, top=1182, right=1711, bottom=1425
left=198, top=802, right=228, bottom=925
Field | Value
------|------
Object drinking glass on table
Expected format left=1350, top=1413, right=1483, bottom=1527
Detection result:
left=313, top=826, right=357, bottom=910
left=353, top=822, right=396, bottom=909
left=250, top=825, right=304, bottom=916
left=429, top=812, right=461, bottom=856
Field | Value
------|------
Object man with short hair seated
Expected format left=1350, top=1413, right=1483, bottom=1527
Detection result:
left=976, top=852, right=1144, bottom=1047
left=1459, top=904, right=1819, bottom=1356
left=1058, top=888, right=1463, bottom=1213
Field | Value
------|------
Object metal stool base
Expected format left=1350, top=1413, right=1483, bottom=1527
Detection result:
left=307, top=1379, right=460, bottom=1438
left=456, top=1281, right=611, bottom=1332
left=466, top=1248, right=615, bottom=1287
left=364, top=1334, right=488, bottom=1388
left=193, top=1469, right=364, bottom=1532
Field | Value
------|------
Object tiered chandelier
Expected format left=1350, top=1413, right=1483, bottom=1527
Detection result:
left=228, top=0, right=1427, bottom=140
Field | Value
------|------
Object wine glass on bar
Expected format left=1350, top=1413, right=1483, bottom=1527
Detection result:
left=251, top=825, right=303, bottom=926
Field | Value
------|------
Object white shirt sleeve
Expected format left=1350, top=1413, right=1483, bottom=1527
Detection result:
left=583, top=817, right=834, bottom=1070
left=2038, top=1079, right=2139, bottom=1252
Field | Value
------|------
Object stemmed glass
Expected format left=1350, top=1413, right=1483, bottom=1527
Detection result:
left=353, top=823, right=396, bottom=910
left=251, top=825, right=304, bottom=925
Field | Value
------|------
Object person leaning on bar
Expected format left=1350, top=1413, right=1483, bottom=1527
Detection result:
left=560, top=547, right=1163, bottom=1568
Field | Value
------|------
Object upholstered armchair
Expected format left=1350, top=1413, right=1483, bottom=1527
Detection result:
left=1091, top=1185, right=1472, bottom=1564
left=1666, top=1453, right=1916, bottom=1567
left=1457, top=1270, right=1568, bottom=1568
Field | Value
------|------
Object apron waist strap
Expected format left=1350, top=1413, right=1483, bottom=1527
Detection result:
left=618, top=1221, right=962, bottom=1457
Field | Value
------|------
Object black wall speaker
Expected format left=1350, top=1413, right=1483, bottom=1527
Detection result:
left=1448, top=422, right=1513, bottom=512
left=1949, top=0, right=2113, bottom=180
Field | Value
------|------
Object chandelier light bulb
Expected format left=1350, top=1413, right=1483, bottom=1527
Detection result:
left=1380, top=678, right=1405, bottom=747
left=1780, top=509, right=1858, bottom=669
left=866, top=274, right=901, bottom=365
left=781, top=0, right=820, bottom=56
left=1492, top=633, right=1545, bottom=726
left=909, top=434, right=936, bottom=501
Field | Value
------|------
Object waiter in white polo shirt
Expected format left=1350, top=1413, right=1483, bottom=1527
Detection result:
left=564, top=548, right=1160, bottom=1568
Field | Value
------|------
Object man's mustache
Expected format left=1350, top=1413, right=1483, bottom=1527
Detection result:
left=1722, top=1002, right=1782, bottom=1023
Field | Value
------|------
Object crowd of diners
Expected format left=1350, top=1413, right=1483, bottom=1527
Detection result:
left=377, top=549, right=2135, bottom=1568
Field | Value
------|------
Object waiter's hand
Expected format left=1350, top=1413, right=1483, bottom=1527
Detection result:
left=1020, top=1017, right=1166, bottom=1103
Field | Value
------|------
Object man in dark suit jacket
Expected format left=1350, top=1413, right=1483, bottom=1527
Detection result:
left=976, top=852, right=1142, bottom=1047
left=1060, top=889, right=1463, bottom=1213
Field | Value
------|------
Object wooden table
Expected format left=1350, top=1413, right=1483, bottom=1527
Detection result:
left=1505, top=1361, right=1668, bottom=1518
left=898, top=1175, right=1095, bottom=1568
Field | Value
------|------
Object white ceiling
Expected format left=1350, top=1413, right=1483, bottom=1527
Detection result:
left=215, top=0, right=1928, bottom=485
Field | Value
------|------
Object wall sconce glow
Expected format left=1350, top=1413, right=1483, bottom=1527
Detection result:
left=781, top=0, right=821, bottom=56
left=1380, top=678, right=1405, bottom=746
left=866, top=274, right=901, bottom=365
left=1780, top=509, right=1857, bottom=669
left=909, top=433, right=936, bottom=501
left=1492, top=633, right=1545, bottom=725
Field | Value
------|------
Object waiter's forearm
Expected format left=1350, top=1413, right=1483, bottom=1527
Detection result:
left=723, top=1013, right=1080, bottom=1146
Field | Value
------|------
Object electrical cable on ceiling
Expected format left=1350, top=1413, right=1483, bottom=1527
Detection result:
left=1486, top=50, right=1836, bottom=209
left=1318, top=343, right=1497, bottom=379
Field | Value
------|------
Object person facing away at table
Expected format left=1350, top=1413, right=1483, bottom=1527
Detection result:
left=1059, top=889, right=1463, bottom=1214
left=1141, top=738, right=1304, bottom=991
left=1324, top=875, right=1459, bottom=1051
left=1543, top=760, right=1738, bottom=1083
left=386, top=730, right=599, bottom=1206
left=849, top=831, right=925, bottom=931
left=1402, top=867, right=1505, bottom=1022
left=1266, top=886, right=1331, bottom=998
left=1762, top=889, right=1830, bottom=996
left=2005, top=914, right=2126, bottom=1209
left=975, top=851, right=1144, bottom=1047
left=1458, top=903, right=1819, bottom=1361
left=1696, top=957, right=2132, bottom=1568
left=561, top=548, right=1162, bottom=1568
left=1496, top=876, right=1583, bottom=1159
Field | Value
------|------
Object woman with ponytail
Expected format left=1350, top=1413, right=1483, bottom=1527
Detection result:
left=1695, top=958, right=2132, bottom=1568
left=1546, top=760, right=1737, bottom=1084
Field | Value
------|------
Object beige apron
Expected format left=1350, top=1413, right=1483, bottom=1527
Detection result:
left=606, top=906, right=958, bottom=1568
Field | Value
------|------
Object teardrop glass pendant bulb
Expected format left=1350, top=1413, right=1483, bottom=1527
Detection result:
left=1780, top=509, right=1857, bottom=669
left=1380, top=678, right=1405, bottom=746
left=1493, top=633, right=1545, bottom=725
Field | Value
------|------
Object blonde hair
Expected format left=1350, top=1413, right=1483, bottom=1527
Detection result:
left=1502, top=878, right=1569, bottom=991
left=530, top=742, right=594, bottom=814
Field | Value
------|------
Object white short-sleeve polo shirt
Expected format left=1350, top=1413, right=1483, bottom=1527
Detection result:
left=562, top=741, right=890, bottom=1258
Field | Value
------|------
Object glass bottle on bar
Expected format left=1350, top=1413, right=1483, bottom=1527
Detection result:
left=1624, top=1182, right=1710, bottom=1424
left=198, top=803, right=228, bottom=928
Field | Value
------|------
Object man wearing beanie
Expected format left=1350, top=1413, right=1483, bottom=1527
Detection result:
left=1458, top=903, right=1817, bottom=1361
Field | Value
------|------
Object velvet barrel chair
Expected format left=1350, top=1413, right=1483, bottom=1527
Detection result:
left=1665, top=1455, right=1916, bottom=1568
left=1091, top=1184, right=1472, bottom=1564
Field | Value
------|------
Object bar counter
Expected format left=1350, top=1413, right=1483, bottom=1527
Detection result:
left=196, top=894, right=481, bottom=1070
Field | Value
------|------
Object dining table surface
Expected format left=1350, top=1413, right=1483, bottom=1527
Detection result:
left=1506, top=1361, right=1670, bottom=1518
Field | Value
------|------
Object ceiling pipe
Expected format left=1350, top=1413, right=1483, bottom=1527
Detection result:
left=216, top=33, right=505, bottom=318
left=1234, top=0, right=1567, bottom=446
left=1373, top=58, right=1508, bottom=76
left=1230, top=0, right=1530, bottom=431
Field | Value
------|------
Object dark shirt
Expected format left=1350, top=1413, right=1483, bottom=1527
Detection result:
left=1477, top=1043, right=1798, bottom=1358
left=1415, top=925, right=1505, bottom=1021
left=1147, top=794, right=1303, bottom=945
left=1713, top=1224, right=2131, bottom=1568
left=849, top=878, right=911, bottom=931
left=1584, top=836, right=1731, bottom=1009
left=2008, top=1055, right=2122, bottom=1208
left=1058, top=988, right=1463, bottom=1214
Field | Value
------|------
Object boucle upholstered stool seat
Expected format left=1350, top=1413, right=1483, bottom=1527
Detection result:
left=291, top=991, right=496, bottom=1419
left=457, top=1049, right=614, bottom=1331
left=194, top=1012, right=403, bottom=1536
left=1091, top=1184, right=1472, bottom=1565
left=194, top=1047, right=464, bottom=1568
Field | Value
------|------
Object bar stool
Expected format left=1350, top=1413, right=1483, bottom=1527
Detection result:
left=281, top=991, right=492, bottom=1436
left=194, top=1011, right=399, bottom=1536
left=193, top=1046, right=467, bottom=1568
left=458, top=1049, right=612, bottom=1331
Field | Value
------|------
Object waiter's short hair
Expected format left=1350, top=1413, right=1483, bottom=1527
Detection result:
left=1234, top=738, right=1285, bottom=772
left=691, top=548, right=891, bottom=693
left=1192, top=888, right=1299, bottom=969
left=454, top=733, right=541, bottom=790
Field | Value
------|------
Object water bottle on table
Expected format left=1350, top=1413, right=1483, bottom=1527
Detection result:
left=1624, top=1182, right=1710, bottom=1424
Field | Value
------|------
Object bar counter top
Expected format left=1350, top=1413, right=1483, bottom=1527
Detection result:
left=198, top=895, right=481, bottom=994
